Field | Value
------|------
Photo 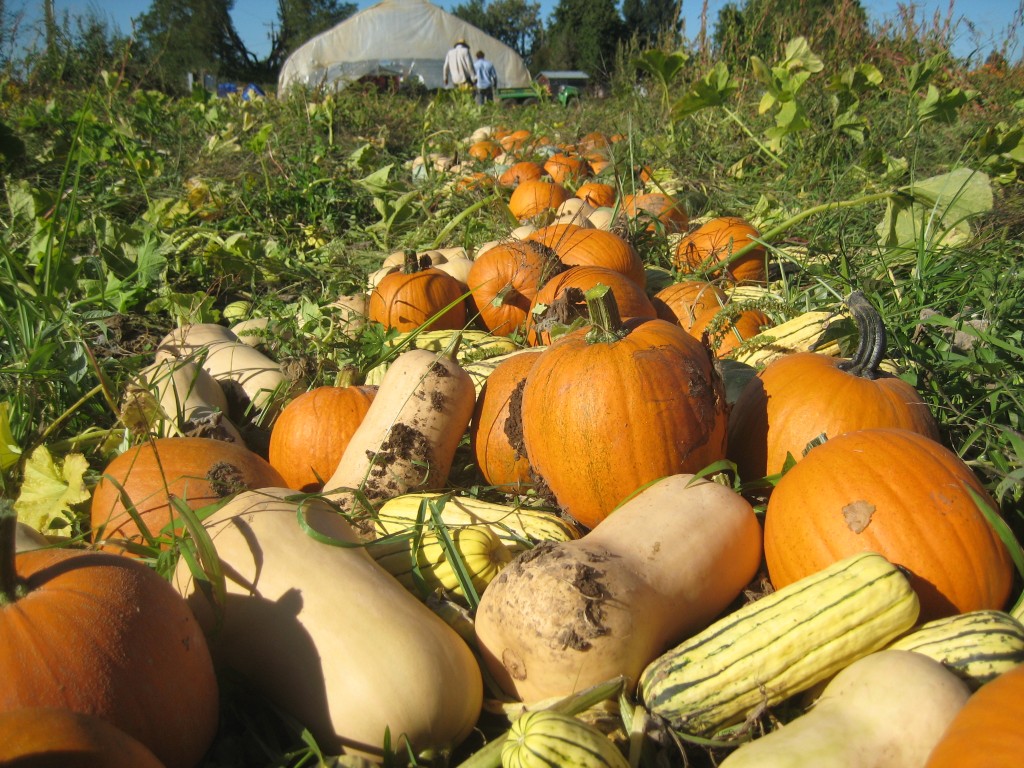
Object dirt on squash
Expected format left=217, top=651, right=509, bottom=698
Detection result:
left=362, top=421, right=432, bottom=497
left=206, top=461, right=250, bottom=497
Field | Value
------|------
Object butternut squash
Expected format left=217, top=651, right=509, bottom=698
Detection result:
left=473, top=474, right=763, bottom=704
left=173, top=487, right=482, bottom=761
left=322, top=347, right=476, bottom=521
left=718, top=650, right=970, bottom=768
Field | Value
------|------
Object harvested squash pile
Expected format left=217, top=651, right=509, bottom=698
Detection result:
left=5, top=118, right=1024, bottom=768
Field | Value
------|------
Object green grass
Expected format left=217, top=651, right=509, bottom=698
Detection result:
left=2, top=37, right=1024, bottom=767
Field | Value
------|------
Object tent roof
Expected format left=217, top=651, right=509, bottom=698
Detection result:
left=277, top=0, right=532, bottom=93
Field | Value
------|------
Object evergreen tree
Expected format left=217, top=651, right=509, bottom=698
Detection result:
left=536, top=0, right=625, bottom=79
left=622, top=0, right=681, bottom=47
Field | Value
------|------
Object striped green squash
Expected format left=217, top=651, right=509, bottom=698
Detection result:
left=640, top=551, right=920, bottom=737
left=501, top=710, right=628, bottom=768
left=888, top=609, right=1024, bottom=689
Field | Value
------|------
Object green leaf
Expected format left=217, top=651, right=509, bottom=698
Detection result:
left=917, top=85, right=976, bottom=126
left=672, top=62, right=737, bottom=118
left=14, top=446, right=90, bottom=532
left=0, top=403, right=22, bottom=472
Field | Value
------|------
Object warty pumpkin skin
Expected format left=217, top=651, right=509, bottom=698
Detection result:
left=470, top=349, right=543, bottom=491
left=0, top=512, right=218, bottom=768
left=0, top=708, right=167, bottom=768
left=90, top=436, right=287, bottom=553
left=467, top=240, right=561, bottom=336
left=521, top=289, right=729, bottom=528
left=923, top=661, right=1024, bottom=768
left=674, top=216, right=767, bottom=283
left=268, top=385, right=377, bottom=492
left=727, top=291, right=940, bottom=483
left=764, top=427, right=1014, bottom=622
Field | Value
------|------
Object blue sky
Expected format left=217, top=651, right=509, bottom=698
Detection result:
left=9, top=0, right=1022, bottom=62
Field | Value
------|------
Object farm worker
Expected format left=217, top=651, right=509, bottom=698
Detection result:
left=474, top=50, right=498, bottom=105
left=443, top=38, right=476, bottom=89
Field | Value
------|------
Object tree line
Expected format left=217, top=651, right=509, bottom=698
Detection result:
left=1, top=0, right=954, bottom=95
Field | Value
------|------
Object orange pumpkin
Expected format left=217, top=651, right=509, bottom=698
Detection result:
left=0, top=511, right=219, bottom=768
left=525, top=265, right=657, bottom=346
left=543, top=153, right=592, bottom=185
left=368, top=251, right=467, bottom=332
left=467, top=140, right=501, bottom=162
left=0, top=708, right=167, bottom=767
left=527, top=224, right=646, bottom=288
left=621, top=192, right=689, bottom=233
left=688, top=303, right=772, bottom=357
left=924, top=662, right=1024, bottom=768
left=467, top=240, right=562, bottom=337
left=727, top=291, right=941, bottom=482
left=521, top=286, right=728, bottom=528
left=508, top=179, right=572, bottom=220
left=651, top=280, right=728, bottom=331
left=574, top=181, right=616, bottom=209
left=764, top=427, right=1014, bottom=622
left=576, top=131, right=612, bottom=164
left=674, top=216, right=767, bottom=283
left=499, top=129, right=532, bottom=154
left=90, top=436, right=286, bottom=552
left=269, top=385, right=378, bottom=492
left=498, top=161, right=545, bottom=187
left=470, top=351, right=544, bottom=491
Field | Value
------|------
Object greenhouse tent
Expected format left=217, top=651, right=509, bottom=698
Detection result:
left=277, top=0, right=532, bottom=93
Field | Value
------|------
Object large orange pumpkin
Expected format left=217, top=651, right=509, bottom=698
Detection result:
left=508, top=179, right=572, bottom=220
left=525, top=265, right=657, bottom=346
left=0, top=512, right=219, bottom=768
left=521, top=286, right=728, bottom=528
left=268, top=384, right=378, bottom=492
left=90, top=436, right=286, bottom=552
left=924, top=662, right=1024, bottom=768
left=467, top=240, right=562, bottom=336
left=651, top=280, right=728, bottom=331
left=470, top=350, right=544, bottom=491
left=527, top=224, right=646, bottom=288
left=0, top=708, right=167, bottom=767
left=368, top=251, right=467, bottom=332
left=764, top=427, right=1014, bottom=622
left=727, top=291, right=940, bottom=482
left=674, top=216, right=767, bottom=283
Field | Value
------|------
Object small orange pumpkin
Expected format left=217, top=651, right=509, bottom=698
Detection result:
left=508, top=179, right=572, bottom=220
left=521, top=286, right=728, bottom=528
left=498, top=161, right=545, bottom=187
left=527, top=224, right=646, bottom=288
left=651, top=280, right=728, bottom=331
left=727, top=291, right=941, bottom=482
left=543, top=153, right=592, bottom=185
left=924, top=662, right=1024, bottom=768
left=674, top=216, right=767, bottom=283
left=90, top=436, right=286, bottom=552
left=764, top=427, right=1015, bottom=622
left=467, top=140, right=501, bottom=162
left=574, top=181, right=616, bottom=208
left=470, top=350, right=544, bottom=491
left=269, top=384, right=378, bottom=492
left=368, top=250, right=468, bottom=332
left=688, top=303, right=772, bottom=357
left=0, top=708, right=167, bottom=767
left=467, top=240, right=562, bottom=336
left=621, top=192, right=689, bottom=233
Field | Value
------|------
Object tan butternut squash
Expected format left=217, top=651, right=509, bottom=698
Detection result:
left=719, top=650, right=970, bottom=768
left=473, top=474, right=763, bottom=704
left=322, top=347, right=476, bottom=520
left=173, top=487, right=482, bottom=761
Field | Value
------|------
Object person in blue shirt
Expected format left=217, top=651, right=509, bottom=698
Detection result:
left=473, top=50, right=498, bottom=105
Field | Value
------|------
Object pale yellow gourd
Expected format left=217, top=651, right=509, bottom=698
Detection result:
left=718, top=650, right=970, bottom=768
left=173, top=488, right=482, bottom=760
left=474, top=474, right=763, bottom=704
left=130, top=357, right=243, bottom=442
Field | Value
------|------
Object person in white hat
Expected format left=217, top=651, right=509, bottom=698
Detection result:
left=443, top=38, right=476, bottom=88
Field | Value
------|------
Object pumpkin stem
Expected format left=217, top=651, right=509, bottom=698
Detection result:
left=0, top=500, right=28, bottom=606
left=583, top=284, right=628, bottom=344
left=837, top=290, right=887, bottom=380
left=402, top=249, right=423, bottom=274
